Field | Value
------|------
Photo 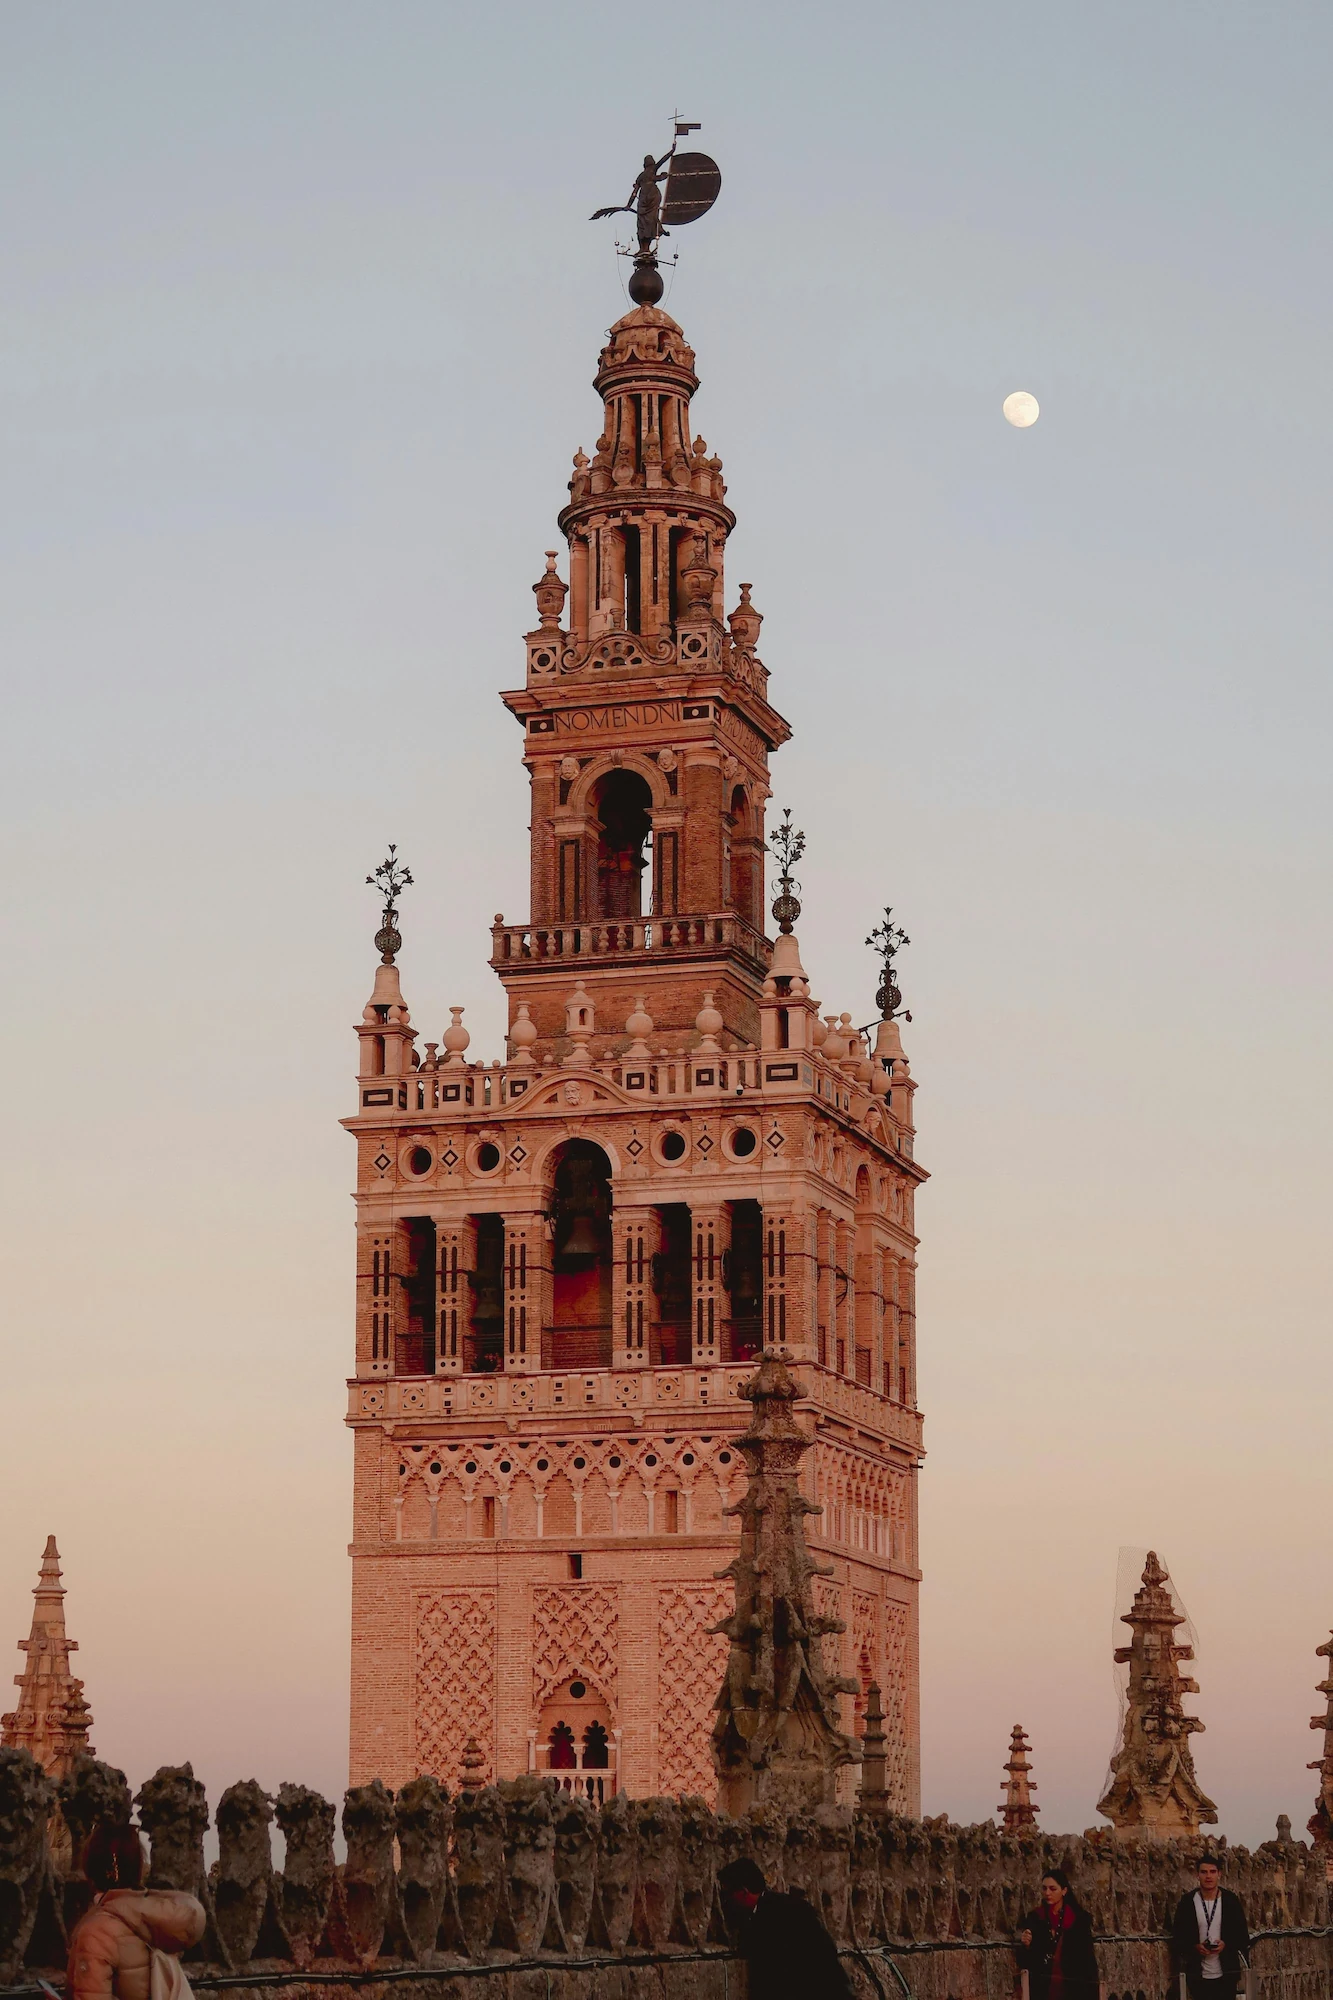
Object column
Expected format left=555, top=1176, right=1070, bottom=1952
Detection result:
left=503, top=1214, right=549, bottom=1372
left=613, top=1207, right=660, bottom=1368
left=815, top=1209, right=833, bottom=1367
left=690, top=1203, right=730, bottom=1366
left=436, top=1220, right=473, bottom=1373
left=763, top=1206, right=793, bottom=1352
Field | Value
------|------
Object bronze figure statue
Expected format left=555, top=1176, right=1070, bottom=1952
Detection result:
left=590, top=150, right=674, bottom=251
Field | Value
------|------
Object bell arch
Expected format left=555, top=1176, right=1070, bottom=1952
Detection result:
left=590, top=768, right=653, bottom=919
left=548, top=1138, right=614, bottom=1368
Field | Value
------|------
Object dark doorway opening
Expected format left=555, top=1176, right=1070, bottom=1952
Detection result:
left=728, top=1200, right=764, bottom=1362
left=546, top=1140, right=613, bottom=1369
left=592, top=769, right=651, bottom=919
left=466, top=1214, right=504, bottom=1372
left=652, top=1203, right=692, bottom=1363
left=396, top=1217, right=437, bottom=1375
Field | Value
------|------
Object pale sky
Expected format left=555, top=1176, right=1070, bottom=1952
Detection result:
left=1, top=2, right=1330, bottom=1847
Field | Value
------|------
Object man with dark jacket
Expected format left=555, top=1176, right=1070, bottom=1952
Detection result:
left=718, top=1857, right=855, bottom=2000
left=1171, top=1856, right=1251, bottom=2000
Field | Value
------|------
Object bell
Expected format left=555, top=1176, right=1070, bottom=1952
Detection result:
left=561, top=1214, right=601, bottom=1262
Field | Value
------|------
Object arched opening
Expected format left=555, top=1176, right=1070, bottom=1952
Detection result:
left=726, top=784, right=760, bottom=926
left=592, top=769, right=652, bottom=919
left=547, top=1140, right=613, bottom=1369
left=727, top=1200, right=763, bottom=1362
left=531, top=1679, right=617, bottom=1802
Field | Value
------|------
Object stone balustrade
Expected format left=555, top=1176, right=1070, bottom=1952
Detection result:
left=489, top=911, right=770, bottom=971
left=2, top=1748, right=1329, bottom=1998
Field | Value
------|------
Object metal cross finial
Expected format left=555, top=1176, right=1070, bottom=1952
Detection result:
left=366, top=844, right=413, bottom=964
left=866, top=905, right=911, bottom=1021
left=768, top=808, right=806, bottom=935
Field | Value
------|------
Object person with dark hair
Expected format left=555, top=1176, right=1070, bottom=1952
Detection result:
left=717, top=1857, right=855, bottom=2000
left=1016, top=1869, right=1100, bottom=2000
left=68, top=1825, right=205, bottom=2000
left=1171, top=1856, right=1250, bottom=2000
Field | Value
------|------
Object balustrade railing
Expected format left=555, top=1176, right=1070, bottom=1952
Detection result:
left=490, top=911, right=769, bottom=968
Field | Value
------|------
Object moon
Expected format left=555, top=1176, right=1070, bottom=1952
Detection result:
left=1003, top=390, right=1040, bottom=428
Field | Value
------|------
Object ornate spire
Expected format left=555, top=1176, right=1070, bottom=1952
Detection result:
left=710, top=1351, right=861, bottom=1813
left=1307, top=1627, right=1333, bottom=1846
left=1096, top=1550, right=1218, bottom=1837
left=998, top=1724, right=1039, bottom=1829
left=1, top=1537, right=95, bottom=1782
left=858, top=1683, right=889, bottom=1809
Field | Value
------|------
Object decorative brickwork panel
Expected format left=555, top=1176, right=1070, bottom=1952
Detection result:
left=657, top=1583, right=732, bottom=1797
left=414, top=1589, right=496, bottom=1785
left=851, top=1588, right=880, bottom=1731
left=532, top=1585, right=620, bottom=1707
left=883, top=1599, right=911, bottom=1812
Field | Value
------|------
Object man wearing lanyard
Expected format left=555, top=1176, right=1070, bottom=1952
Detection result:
left=1171, top=1857, right=1251, bottom=2000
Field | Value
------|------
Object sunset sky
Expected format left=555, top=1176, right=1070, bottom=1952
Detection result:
left=2, top=1, right=1330, bottom=1846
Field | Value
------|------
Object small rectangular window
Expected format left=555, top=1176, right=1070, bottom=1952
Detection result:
left=481, top=1496, right=497, bottom=1538
left=662, top=1490, right=679, bottom=1534
left=569, top=1552, right=583, bottom=1580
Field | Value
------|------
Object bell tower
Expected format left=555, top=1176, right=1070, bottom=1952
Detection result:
left=497, top=298, right=786, bottom=1052
left=345, top=277, right=926, bottom=1814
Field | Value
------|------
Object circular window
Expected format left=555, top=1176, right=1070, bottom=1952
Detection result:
left=609, top=1455, right=621, bottom=1469
left=465, top=1461, right=477, bottom=1474
left=476, top=1141, right=501, bottom=1172
left=405, top=1145, right=432, bottom=1176
left=569, top=1681, right=587, bottom=1701
left=537, top=1459, right=549, bottom=1472
left=499, top=1461, right=511, bottom=1474
left=659, top=1129, right=687, bottom=1162
left=719, top=1452, right=732, bottom=1464
left=682, top=1453, right=695, bottom=1465
left=429, top=1461, right=441, bottom=1475
left=573, top=1456, right=586, bottom=1470
left=645, top=1453, right=658, bottom=1467
left=729, top=1126, right=758, bottom=1158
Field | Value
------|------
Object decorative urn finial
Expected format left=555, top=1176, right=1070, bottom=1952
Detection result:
left=866, top=905, right=911, bottom=1022
left=769, top=808, right=806, bottom=935
left=366, top=845, right=413, bottom=965
left=532, top=551, right=568, bottom=631
left=728, top=581, right=763, bottom=650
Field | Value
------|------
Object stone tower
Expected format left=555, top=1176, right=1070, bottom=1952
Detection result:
left=1, top=1538, right=95, bottom=1781
left=344, top=286, right=926, bottom=1810
left=1097, top=1550, right=1217, bottom=1837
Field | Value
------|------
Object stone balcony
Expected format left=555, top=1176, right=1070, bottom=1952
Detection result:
left=489, top=910, right=769, bottom=974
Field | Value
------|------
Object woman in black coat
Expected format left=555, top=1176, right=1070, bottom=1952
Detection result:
left=1016, top=1869, right=1100, bottom=2000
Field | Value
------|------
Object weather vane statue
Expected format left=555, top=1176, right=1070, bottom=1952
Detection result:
left=867, top=906, right=911, bottom=1022
left=367, top=844, right=413, bottom=965
left=590, top=117, right=721, bottom=306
